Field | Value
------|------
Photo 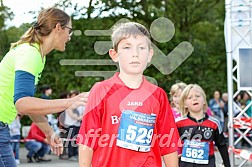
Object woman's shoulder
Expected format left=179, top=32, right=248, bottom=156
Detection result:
left=14, top=43, right=42, bottom=62
left=10, top=43, right=40, bottom=59
left=15, top=43, right=40, bottom=53
left=6, top=43, right=39, bottom=57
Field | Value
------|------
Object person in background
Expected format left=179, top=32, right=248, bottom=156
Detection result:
left=233, top=93, right=243, bottom=148
left=222, top=93, right=229, bottom=133
left=41, top=85, right=59, bottom=132
left=240, top=91, right=252, bottom=148
left=206, top=107, right=213, bottom=117
left=57, top=92, right=70, bottom=160
left=9, top=115, right=22, bottom=165
left=64, top=90, right=84, bottom=161
left=170, top=82, right=212, bottom=120
left=41, top=85, right=53, bottom=122
left=25, top=122, right=52, bottom=163
left=241, top=91, right=252, bottom=117
left=209, top=90, right=225, bottom=130
left=41, top=85, right=53, bottom=125
left=41, top=85, right=52, bottom=100
left=57, top=92, right=70, bottom=129
left=176, top=84, right=230, bottom=167
left=234, top=93, right=242, bottom=117
left=0, top=7, right=88, bottom=167
left=170, top=82, right=187, bottom=121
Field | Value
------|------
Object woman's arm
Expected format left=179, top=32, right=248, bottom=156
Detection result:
left=15, top=92, right=89, bottom=115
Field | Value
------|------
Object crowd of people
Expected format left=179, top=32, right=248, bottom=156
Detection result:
left=1, top=6, right=251, bottom=167
left=8, top=83, right=251, bottom=166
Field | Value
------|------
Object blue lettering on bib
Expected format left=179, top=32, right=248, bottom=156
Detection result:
left=116, top=110, right=156, bottom=152
left=181, top=140, right=209, bottom=164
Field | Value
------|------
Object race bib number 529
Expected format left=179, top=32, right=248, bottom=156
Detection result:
left=116, top=110, right=156, bottom=152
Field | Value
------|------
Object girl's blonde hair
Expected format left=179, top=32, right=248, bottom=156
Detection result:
left=170, top=82, right=187, bottom=108
left=170, top=82, right=187, bottom=97
left=111, top=22, right=151, bottom=51
left=11, top=7, right=70, bottom=49
left=179, top=84, right=208, bottom=116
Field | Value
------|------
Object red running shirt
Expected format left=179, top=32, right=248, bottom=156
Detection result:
left=77, top=73, right=179, bottom=167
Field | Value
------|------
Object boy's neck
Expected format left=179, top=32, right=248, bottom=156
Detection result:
left=189, top=111, right=204, bottom=120
left=118, top=73, right=143, bottom=89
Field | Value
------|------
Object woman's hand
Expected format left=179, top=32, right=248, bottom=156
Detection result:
left=46, top=132, right=64, bottom=156
left=67, top=92, right=89, bottom=110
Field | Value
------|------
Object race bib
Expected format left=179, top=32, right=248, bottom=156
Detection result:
left=116, top=110, right=156, bottom=152
left=181, top=140, right=209, bottom=164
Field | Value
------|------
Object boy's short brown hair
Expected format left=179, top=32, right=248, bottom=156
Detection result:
left=111, top=22, right=151, bottom=51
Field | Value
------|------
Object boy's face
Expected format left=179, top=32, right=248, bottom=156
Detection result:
left=185, top=88, right=205, bottom=114
left=109, top=35, right=153, bottom=75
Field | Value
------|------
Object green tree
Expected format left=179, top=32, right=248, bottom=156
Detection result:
left=41, top=0, right=226, bottom=99
left=93, top=0, right=226, bottom=98
left=0, top=0, right=13, bottom=57
left=1, top=0, right=227, bottom=100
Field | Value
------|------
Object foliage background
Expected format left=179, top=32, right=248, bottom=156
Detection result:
left=0, top=0, right=227, bottom=125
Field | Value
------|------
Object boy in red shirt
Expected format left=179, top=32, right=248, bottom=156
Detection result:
left=77, top=22, right=179, bottom=167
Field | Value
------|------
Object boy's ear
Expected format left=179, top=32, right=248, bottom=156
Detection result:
left=147, top=48, right=154, bottom=63
left=109, top=49, right=119, bottom=62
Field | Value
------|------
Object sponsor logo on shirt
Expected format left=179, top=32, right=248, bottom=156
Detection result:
left=127, top=101, right=143, bottom=106
left=111, top=115, right=121, bottom=124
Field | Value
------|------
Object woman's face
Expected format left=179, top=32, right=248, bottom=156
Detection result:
left=54, top=20, right=73, bottom=51
left=214, top=91, right=220, bottom=99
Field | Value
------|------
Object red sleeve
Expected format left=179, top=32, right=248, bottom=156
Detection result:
left=28, top=123, right=46, bottom=143
left=156, top=88, right=180, bottom=155
left=77, top=82, right=105, bottom=150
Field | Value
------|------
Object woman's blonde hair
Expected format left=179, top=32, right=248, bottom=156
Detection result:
left=179, top=84, right=208, bottom=116
left=111, top=22, right=151, bottom=51
left=11, top=7, right=70, bottom=49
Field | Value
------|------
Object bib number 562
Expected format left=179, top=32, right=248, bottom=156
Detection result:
left=186, top=148, right=204, bottom=159
left=126, top=125, right=153, bottom=144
